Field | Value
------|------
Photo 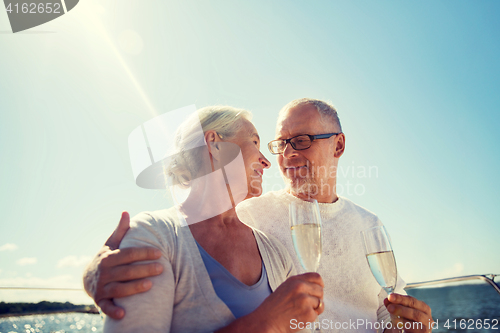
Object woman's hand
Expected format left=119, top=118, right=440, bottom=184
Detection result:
left=82, top=212, right=164, bottom=319
left=259, top=272, right=325, bottom=332
left=217, top=273, right=324, bottom=333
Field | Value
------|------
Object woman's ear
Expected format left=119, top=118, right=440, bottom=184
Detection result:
left=205, top=130, right=222, bottom=161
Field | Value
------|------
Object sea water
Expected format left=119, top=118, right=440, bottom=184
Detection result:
left=0, top=313, right=102, bottom=332
left=406, top=283, right=500, bottom=332
left=1, top=284, right=498, bottom=332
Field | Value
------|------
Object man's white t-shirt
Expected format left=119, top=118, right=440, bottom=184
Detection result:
left=236, top=190, right=406, bottom=333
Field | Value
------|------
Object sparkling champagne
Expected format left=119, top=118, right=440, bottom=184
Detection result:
left=366, top=250, right=397, bottom=294
left=291, top=224, right=322, bottom=272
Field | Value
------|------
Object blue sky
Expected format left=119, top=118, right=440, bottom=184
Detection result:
left=0, top=0, right=499, bottom=303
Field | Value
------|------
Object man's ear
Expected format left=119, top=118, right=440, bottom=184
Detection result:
left=205, top=130, right=222, bottom=161
left=334, top=133, right=345, bottom=158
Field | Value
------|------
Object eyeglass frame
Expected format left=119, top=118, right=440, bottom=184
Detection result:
left=267, top=132, right=341, bottom=155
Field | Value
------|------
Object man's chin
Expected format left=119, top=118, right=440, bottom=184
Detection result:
left=284, top=167, right=309, bottom=179
left=287, top=179, right=319, bottom=196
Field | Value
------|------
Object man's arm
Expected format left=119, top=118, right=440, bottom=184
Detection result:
left=82, top=212, right=164, bottom=319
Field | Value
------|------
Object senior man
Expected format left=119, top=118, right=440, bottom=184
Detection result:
left=84, top=98, right=432, bottom=332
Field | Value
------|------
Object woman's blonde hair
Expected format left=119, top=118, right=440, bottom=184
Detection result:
left=166, top=105, right=252, bottom=187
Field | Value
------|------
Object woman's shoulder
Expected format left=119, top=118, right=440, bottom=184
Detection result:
left=121, top=207, right=184, bottom=254
left=251, top=227, right=296, bottom=285
left=252, top=227, right=278, bottom=244
left=252, top=228, right=291, bottom=263
left=130, top=207, right=183, bottom=229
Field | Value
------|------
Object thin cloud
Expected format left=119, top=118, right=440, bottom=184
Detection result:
left=432, top=262, right=465, bottom=280
left=17, top=257, right=37, bottom=266
left=57, top=255, right=92, bottom=268
left=0, top=274, right=77, bottom=288
left=0, top=243, right=18, bottom=251
left=0, top=274, right=86, bottom=303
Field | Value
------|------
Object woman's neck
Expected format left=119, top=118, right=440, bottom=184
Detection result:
left=187, top=206, right=245, bottom=234
left=203, top=207, right=240, bottom=228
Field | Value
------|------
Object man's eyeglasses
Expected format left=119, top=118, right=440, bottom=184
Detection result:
left=267, top=133, right=340, bottom=155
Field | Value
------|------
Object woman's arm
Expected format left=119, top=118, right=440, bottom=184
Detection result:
left=103, top=213, right=175, bottom=333
left=216, top=273, right=324, bottom=333
left=82, top=211, right=164, bottom=319
left=104, top=255, right=175, bottom=332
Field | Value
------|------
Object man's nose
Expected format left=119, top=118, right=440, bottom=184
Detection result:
left=282, top=142, right=298, bottom=159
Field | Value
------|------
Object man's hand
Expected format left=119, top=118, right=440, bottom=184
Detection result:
left=82, top=212, right=164, bottom=319
left=384, top=293, right=433, bottom=333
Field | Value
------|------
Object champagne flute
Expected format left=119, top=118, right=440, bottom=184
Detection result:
left=361, top=226, right=400, bottom=330
left=289, top=200, right=322, bottom=332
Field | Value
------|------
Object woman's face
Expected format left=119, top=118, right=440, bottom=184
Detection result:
left=226, top=119, right=270, bottom=200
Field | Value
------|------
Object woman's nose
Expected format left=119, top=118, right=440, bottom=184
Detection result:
left=260, top=154, right=271, bottom=169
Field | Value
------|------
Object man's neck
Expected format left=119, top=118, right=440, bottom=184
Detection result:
left=287, top=188, right=339, bottom=204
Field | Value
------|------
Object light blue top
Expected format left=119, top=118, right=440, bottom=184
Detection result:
left=196, top=241, right=273, bottom=318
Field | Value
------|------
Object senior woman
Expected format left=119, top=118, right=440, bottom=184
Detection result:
left=94, top=106, right=324, bottom=333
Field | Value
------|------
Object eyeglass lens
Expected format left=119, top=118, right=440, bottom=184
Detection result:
left=271, top=135, right=311, bottom=153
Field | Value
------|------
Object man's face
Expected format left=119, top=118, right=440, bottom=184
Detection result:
left=275, top=103, right=344, bottom=201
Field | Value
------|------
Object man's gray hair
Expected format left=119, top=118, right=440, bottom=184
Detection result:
left=166, top=105, right=252, bottom=187
left=279, top=98, right=342, bottom=132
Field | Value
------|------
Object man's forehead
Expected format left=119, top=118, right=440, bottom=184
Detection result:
left=275, top=105, right=329, bottom=138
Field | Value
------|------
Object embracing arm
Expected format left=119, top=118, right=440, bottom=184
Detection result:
left=103, top=214, right=174, bottom=333
left=82, top=212, right=164, bottom=319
